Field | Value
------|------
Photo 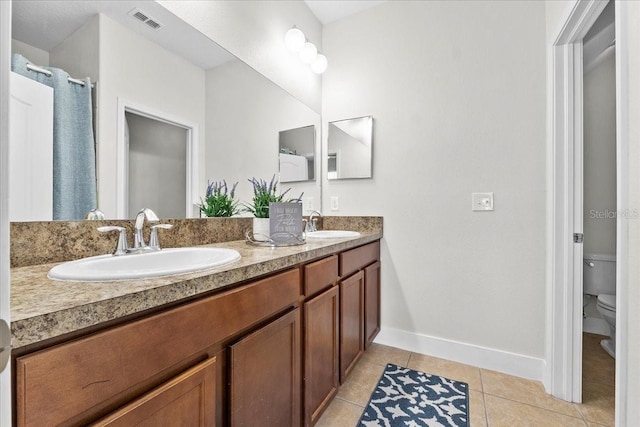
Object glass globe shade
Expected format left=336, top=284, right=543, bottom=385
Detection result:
left=299, top=42, right=318, bottom=64
left=310, top=54, right=328, bottom=74
left=284, top=28, right=305, bottom=53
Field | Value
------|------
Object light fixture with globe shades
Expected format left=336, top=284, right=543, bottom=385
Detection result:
left=299, top=42, right=318, bottom=64
left=310, top=54, right=328, bottom=74
left=284, top=27, right=305, bottom=53
left=284, top=26, right=328, bottom=74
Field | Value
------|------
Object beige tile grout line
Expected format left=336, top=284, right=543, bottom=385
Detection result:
left=334, top=396, right=366, bottom=409
left=406, top=351, right=414, bottom=367
left=478, top=369, right=489, bottom=426
left=479, top=392, right=590, bottom=424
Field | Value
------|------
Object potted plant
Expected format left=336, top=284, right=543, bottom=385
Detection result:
left=245, top=175, right=302, bottom=240
left=200, top=180, right=239, bottom=217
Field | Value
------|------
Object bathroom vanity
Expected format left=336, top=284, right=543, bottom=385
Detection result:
left=9, top=217, right=382, bottom=426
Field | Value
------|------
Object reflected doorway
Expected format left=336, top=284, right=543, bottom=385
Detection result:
left=126, top=112, right=187, bottom=219
left=116, top=99, right=199, bottom=219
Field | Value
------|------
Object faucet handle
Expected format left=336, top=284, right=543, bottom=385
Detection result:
left=86, top=208, right=105, bottom=220
left=149, top=224, right=173, bottom=250
left=97, top=226, right=129, bottom=256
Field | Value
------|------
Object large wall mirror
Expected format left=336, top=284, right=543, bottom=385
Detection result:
left=10, top=0, right=321, bottom=220
left=327, top=116, right=373, bottom=180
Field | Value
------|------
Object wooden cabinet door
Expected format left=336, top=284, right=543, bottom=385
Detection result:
left=229, top=308, right=301, bottom=427
left=304, top=286, right=339, bottom=426
left=339, top=270, right=364, bottom=383
left=92, top=357, right=217, bottom=427
left=364, top=261, right=381, bottom=349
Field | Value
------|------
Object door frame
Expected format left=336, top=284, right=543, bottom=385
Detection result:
left=0, top=0, right=12, bottom=425
left=116, top=98, right=199, bottom=219
left=546, top=0, right=627, bottom=418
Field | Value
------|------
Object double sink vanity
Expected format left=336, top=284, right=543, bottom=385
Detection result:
left=9, top=216, right=382, bottom=426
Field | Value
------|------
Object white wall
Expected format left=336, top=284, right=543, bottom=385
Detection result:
left=205, top=59, right=320, bottom=213
left=322, top=0, right=547, bottom=376
left=158, top=0, right=322, bottom=113
left=49, top=15, right=99, bottom=83
left=11, top=39, right=48, bottom=66
left=583, top=51, right=616, bottom=256
left=97, top=14, right=206, bottom=218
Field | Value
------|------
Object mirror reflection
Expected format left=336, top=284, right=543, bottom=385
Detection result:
left=10, top=0, right=321, bottom=220
left=327, top=116, right=373, bottom=180
left=204, top=58, right=320, bottom=211
left=279, top=125, right=316, bottom=183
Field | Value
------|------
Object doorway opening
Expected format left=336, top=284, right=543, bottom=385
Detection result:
left=547, top=1, right=627, bottom=420
left=581, top=0, right=616, bottom=412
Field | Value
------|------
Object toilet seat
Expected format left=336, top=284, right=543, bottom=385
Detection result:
left=597, top=294, right=616, bottom=311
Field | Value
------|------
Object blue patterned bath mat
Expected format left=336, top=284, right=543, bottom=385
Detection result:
left=358, top=363, right=469, bottom=427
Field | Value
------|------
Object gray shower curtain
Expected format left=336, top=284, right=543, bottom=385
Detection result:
left=11, top=54, right=97, bottom=220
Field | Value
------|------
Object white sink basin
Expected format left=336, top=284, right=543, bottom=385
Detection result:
left=48, top=247, right=241, bottom=282
left=306, top=230, right=361, bottom=239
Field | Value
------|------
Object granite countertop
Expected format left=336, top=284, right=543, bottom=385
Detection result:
left=11, top=232, right=382, bottom=349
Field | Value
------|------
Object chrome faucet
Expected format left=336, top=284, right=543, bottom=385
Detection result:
left=306, top=210, right=322, bottom=233
left=98, top=208, right=173, bottom=255
left=133, top=208, right=160, bottom=251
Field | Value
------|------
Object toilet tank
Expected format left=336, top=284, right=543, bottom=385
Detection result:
left=583, top=253, right=616, bottom=295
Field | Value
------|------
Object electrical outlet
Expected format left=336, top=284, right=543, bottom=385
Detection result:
left=304, top=196, right=314, bottom=212
left=472, top=192, right=494, bottom=211
left=330, top=196, right=339, bottom=211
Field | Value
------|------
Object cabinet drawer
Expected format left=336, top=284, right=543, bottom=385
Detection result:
left=16, top=268, right=300, bottom=427
left=339, top=241, right=380, bottom=277
left=92, top=357, right=217, bottom=426
left=304, top=255, right=338, bottom=297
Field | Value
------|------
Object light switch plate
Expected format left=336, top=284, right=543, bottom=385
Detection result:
left=472, top=192, right=494, bottom=211
left=330, top=196, right=339, bottom=211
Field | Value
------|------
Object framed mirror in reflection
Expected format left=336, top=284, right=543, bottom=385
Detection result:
left=9, top=0, right=322, bottom=220
left=327, top=116, right=373, bottom=180
left=279, top=125, right=316, bottom=183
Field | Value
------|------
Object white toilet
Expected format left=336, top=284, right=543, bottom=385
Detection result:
left=583, top=253, right=616, bottom=358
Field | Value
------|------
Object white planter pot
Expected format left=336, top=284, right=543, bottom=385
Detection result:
left=252, top=217, right=271, bottom=241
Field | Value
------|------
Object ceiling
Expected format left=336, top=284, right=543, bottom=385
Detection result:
left=12, top=0, right=234, bottom=69
left=11, top=0, right=385, bottom=70
left=304, top=0, right=385, bottom=25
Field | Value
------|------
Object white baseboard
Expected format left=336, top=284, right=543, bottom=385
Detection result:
left=374, top=327, right=545, bottom=382
left=583, top=317, right=610, bottom=336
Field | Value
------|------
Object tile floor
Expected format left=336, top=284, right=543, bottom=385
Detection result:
left=316, top=333, right=615, bottom=426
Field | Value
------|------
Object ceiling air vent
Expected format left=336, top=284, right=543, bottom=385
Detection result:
left=128, top=8, right=163, bottom=30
